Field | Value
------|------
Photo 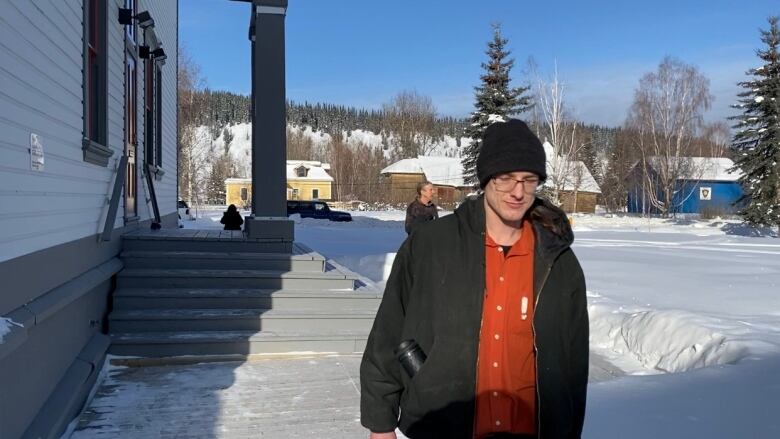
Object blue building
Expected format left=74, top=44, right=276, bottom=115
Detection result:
left=627, top=157, right=744, bottom=215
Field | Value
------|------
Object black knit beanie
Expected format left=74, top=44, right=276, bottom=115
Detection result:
left=476, top=119, right=547, bottom=188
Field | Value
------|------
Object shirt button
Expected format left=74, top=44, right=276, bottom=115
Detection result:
left=493, top=362, right=498, bottom=368
left=492, top=391, right=498, bottom=397
left=496, top=305, right=502, bottom=311
left=494, top=334, right=500, bottom=340
left=499, top=276, right=504, bottom=282
left=497, top=247, right=503, bottom=252
left=495, top=420, right=501, bottom=426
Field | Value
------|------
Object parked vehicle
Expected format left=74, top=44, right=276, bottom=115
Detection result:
left=178, top=200, right=195, bottom=220
left=286, top=200, right=352, bottom=222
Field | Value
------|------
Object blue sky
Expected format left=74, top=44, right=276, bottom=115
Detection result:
left=180, top=0, right=778, bottom=127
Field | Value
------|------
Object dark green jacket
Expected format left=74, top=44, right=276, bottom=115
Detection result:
left=360, top=195, right=588, bottom=438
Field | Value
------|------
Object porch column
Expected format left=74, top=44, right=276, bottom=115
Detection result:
left=243, top=0, right=293, bottom=246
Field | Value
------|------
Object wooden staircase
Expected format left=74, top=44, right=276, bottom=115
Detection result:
left=108, top=230, right=381, bottom=357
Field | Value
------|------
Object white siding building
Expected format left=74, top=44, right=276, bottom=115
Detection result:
left=0, top=1, right=178, bottom=438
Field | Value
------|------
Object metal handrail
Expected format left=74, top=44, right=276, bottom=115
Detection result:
left=101, top=155, right=128, bottom=241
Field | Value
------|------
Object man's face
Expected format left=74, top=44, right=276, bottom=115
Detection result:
left=483, top=171, right=539, bottom=224
left=421, top=184, right=435, bottom=200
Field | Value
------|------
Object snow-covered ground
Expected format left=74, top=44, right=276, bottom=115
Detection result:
left=181, top=207, right=780, bottom=438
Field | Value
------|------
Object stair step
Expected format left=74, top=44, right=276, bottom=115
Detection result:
left=113, top=288, right=381, bottom=310
left=109, top=330, right=369, bottom=357
left=120, top=250, right=325, bottom=272
left=122, top=237, right=292, bottom=253
left=116, top=268, right=356, bottom=290
left=109, top=308, right=377, bottom=332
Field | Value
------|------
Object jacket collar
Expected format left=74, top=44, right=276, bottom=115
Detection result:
left=454, top=194, right=573, bottom=261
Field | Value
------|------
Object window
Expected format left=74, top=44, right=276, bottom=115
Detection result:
left=296, top=166, right=307, bottom=177
left=155, top=65, right=163, bottom=167
left=240, top=187, right=248, bottom=201
left=144, top=58, right=154, bottom=166
left=143, top=59, right=163, bottom=168
left=292, top=188, right=299, bottom=199
left=82, top=0, right=110, bottom=166
left=312, top=188, right=319, bottom=199
left=125, top=0, right=136, bottom=43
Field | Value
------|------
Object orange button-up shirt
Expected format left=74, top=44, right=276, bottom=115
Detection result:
left=474, top=223, right=537, bottom=438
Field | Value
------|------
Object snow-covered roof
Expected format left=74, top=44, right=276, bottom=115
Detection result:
left=287, top=160, right=331, bottom=171
left=643, top=157, right=741, bottom=182
left=380, top=158, right=423, bottom=175
left=418, top=156, right=467, bottom=187
left=225, top=161, right=333, bottom=184
left=544, top=161, right=601, bottom=193
left=381, top=156, right=467, bottom=187
left=543, top=141, right=601, bottom=193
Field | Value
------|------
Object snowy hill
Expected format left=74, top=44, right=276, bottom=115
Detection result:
left=192, top=123, right=471, bottom=178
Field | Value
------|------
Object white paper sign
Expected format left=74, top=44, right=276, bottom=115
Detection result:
left=699, top=187, right=712, bottom=201
left=30, top=133, right=44, bottom=171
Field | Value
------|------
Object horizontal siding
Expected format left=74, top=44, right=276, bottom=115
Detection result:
left=0, top=0, right=178, bottom=263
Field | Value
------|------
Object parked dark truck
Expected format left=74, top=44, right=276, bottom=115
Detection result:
left=287, top=200, right=352, bottom=222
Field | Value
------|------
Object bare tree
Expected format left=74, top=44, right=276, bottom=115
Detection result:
left=600, top=129, right=642, bottom=213
left=382, top=90, right=440, bottom=159
left=286, top=126, right=315, bottom=160
left=700, top=121, right=731, bottom=158
left=178, top=46, right=210, bottom=210
left=627, top=56, right=713, bottom=216
left=532, top=62, right=585, bottom=206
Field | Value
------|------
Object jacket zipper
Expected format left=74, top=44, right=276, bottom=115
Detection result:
left=472, top=232, right=487, bottom=439
left=532, top=263, right=553, bottom=438
left=472, top=287, right=486, bottom=439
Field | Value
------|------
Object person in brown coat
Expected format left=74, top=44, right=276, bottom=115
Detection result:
left=404, top=181, right=438, bottom=235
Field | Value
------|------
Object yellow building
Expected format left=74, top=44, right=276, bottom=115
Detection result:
left=225, top=160, right=334, bottom=207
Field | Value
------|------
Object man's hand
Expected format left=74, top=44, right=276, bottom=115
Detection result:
left=369, top=431, right=397, bottom=439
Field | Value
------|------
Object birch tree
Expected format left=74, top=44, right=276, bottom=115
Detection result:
left=627, top=56, right=713, bottom=216
left=533, top=62, right=585, bottom=206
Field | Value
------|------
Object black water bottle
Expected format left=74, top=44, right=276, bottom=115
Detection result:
left=395, top=339, right=427, bottom=378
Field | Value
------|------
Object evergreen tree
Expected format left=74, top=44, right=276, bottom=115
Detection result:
left=730, top=17, right=780, bottom=227
left=461, top=24, right=533, bottom=185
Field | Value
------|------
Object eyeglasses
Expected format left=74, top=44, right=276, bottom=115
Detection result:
left=492, top=175, right=540, bottom=193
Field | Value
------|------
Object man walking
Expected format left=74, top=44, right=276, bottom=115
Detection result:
left=404, top=181, right=438, bottom=235
left=360, top=119, right=588, bottom=439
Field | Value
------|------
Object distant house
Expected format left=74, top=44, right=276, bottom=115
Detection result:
left=0, top=2, right=178, bottom=438
left=380, top=156, right=471, bottom=208
left=627, top=157, right=743, bottom=215
left=225, top=160, right=334, bottom=206
left=541, top=141, right=602, bottom=213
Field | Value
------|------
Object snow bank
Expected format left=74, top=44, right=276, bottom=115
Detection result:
left=589, top=304, right=749, bottom=374
left=0, top=317, right=23, bottom=344
left=330, top=253, right=396, bottom=288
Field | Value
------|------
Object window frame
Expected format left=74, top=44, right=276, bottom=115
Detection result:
left=155, top=64, right=163, bottom=168
left=82, top=0, right=112, bottom=166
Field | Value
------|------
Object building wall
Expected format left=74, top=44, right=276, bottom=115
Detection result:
left=386, top=173, right=426, bottom=205
left=559, top=191, right=599, bottom=214
left=0, top=0, right=178, bottom=264
left=288, top=180, right=332, bottom=200
left=675, top=180, right=743, bottom=214
left=0, top=1, right=178, bottom=438
left=225, top=180, right=333, bottom=206
left=628, top=176, right=743, bottom=215
left=384, top=173, right=467, bottom=208
left=226, top=182, right=253, bottom=207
